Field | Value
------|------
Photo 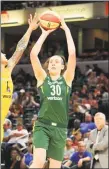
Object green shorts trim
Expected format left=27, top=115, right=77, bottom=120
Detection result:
left=33, top=121, right=67, bottom=161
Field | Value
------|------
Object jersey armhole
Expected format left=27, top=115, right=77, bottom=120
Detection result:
left=37, top=75, right=48, bottom=89
left=62, top=76, right=72, bottom=89
left=4, top=64, right=12, bottom=76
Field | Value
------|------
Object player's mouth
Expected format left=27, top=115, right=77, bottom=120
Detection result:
left=51, top=67, right=56, bottom=70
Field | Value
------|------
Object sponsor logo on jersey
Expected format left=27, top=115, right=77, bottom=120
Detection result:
left=47, top=96, right=62, bottom=100
left=48, top=80, right=63, bottom=85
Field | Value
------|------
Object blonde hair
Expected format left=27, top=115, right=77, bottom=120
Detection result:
left=43, top=55, right=67, bottom=75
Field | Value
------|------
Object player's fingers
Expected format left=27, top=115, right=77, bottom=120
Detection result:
left=36, top=22, right=40, bottom=27
left=30, top=14, right=33, bottom=22
left=60, top=15, right=65, bottom=25
left=34, top=12, right=39, bottom=23
left=28, top=19, right=31, bottom=25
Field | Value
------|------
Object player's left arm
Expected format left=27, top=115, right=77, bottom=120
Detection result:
left=8, top=13, right=39, bottom=73
left=61, top=17, right=76, bottom=87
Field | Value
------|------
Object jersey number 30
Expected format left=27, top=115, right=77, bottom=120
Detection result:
left=50, top=85, right=61, bottom=96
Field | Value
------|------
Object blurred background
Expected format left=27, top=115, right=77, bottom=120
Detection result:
left=1, top=1, right=109, bottom=169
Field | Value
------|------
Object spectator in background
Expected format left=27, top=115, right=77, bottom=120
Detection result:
left=80, top=114, right=96, bottom=134
left=3, top=119, right=12, bottom=142
left=97, top=73, right=109, bottom=91
left=87, top=112, right=108, bottom=168
left=4, top=123, right=28, bottom=168
left=12, top=90, right=19, bottom=104
left=64, top=138, right=75, bottom=161
left=78, top=103, right=90, bottom=117
left=88, top=93, right=98, bottom=116
left=79, top=85, right=88, bottom=98
left=93, top=64, right=104, bottom=76
left=15, top=69, right=26, bottom=86
left=101, top=86, right=109, bottom=104
left=8, top=103, right=24, bottom=119
left=9, top=147, right=23, bottom=169
left=25, top=81, right=31, bottom=90
left=8, top=102, right=24, bottom=126
left=7, top=123, right=29, bottom=148
left=22, top=92, right=40, bottom=108
left=63, top=141, right=92, bottom=169
left=71, top=131, right=82, bottom=151
left=93, top=88, right=101, bottom=98
left=21, top=142, right=33, bottom=169
left=87, top=72, right=97, bottom=88
left=93, top=84, right=101, bottom=98
left=15, top=89, right=26, bottom=106
left=84, top=65, right=93, bottom=76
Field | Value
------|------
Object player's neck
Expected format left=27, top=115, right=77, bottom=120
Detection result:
left=50, top=74, right=61, bottom=81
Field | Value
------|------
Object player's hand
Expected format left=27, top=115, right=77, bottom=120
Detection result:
left=28, top=13, right=39, bottom=31
left=60, top=15, right=69, bottom=31
left=40, top=26, right=56, bottom=36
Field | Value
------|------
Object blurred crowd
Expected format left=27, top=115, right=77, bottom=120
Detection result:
left=1, top=55, right=109, bottom=168
left=7, top=41, right=66, bottom=64
left=7, top=41, right=109, bottom=64
left=78, top=48, right=109, bottom=61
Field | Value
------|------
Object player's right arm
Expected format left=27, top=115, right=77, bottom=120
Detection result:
left=30, top=27, right=55, bottom=84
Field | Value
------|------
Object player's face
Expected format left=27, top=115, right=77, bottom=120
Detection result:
left=48, top=56, right=64, bottom=75
left=1, top=53, right=8, bottom=65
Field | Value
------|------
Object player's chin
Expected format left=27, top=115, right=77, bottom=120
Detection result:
left=49, top=70, right=58, bottom=75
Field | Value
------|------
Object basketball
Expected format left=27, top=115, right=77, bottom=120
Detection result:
left=39, top=11, right=60, bottom=30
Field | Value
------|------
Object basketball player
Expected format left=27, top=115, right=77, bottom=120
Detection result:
left=30, top=16, right=76, bottom=168
left=1, top=13, right=39, bottom=142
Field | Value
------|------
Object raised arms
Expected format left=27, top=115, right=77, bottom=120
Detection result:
left=30, top=27, right=55, bottom=86
left=61, top=17, right=76, bottom=87
left=8, top=13, right=39, bottom=73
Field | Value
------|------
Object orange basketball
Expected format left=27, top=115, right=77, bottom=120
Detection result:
left=39, top=11, right=60, bottom=30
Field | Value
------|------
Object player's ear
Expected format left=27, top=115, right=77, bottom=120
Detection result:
left=48, top=64, right=50, bottom=70
left=61, top=65, right=64, bottom=70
